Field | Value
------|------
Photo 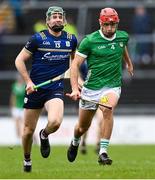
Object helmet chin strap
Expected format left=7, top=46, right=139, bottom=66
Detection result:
left=47, top=24, right=64, bottom=32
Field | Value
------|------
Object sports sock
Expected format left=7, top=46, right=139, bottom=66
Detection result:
left=72, top=137, right=81, bottom=146
left=99, top=138, right=110, bottom=155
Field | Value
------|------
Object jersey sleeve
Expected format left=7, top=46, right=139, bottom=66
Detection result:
left=76, top=36, right=90, bottom=58
left=24, top=34, right=38, bottom=54
left=123, top=31, right=129, bottom=46
left=71, top=34, right=78, bottom=52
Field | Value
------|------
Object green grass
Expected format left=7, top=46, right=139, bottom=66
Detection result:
left=0, top=145, right=155, bottom=179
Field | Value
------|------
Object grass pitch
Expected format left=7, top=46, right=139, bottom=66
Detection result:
left=0, top=145, right=155, bottom=179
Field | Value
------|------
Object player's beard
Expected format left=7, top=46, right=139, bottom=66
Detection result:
left=48, top=24, right=64, bottom=32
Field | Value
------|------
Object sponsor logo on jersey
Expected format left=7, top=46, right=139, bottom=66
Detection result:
left=41, top=52, right=70, bottom=61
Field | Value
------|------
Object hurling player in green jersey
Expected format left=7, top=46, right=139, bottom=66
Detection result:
left=10, top=74, right=25, bottom=143
left=66, top=7, right=133, bottom=165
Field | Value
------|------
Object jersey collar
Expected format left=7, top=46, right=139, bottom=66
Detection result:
left=99, top=29, right=116, bottom=41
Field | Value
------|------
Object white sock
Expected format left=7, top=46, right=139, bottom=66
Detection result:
left=24, top=160, right=32, bottom=166
left=99, top=139, right=109, bottom=155
left=72, top=137, right=81, bottom=146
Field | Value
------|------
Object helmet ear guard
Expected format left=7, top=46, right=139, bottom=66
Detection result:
left=99, top=7, right=119, bottom=24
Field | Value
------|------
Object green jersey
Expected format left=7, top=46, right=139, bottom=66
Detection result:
left=77, top=30, right=129, bottom=90
left=12, top=82, right=25, bottom=108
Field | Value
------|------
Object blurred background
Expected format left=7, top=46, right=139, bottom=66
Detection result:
left=0, top=0, right=155, bottom=145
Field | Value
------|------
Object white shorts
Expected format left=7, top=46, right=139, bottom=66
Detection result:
left=11, top=107, right=24, bottom=119
left=79, top=86, right=121, bottom=110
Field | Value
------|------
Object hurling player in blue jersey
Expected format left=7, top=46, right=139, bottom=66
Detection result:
left=15, top=6, right=77, bottom=172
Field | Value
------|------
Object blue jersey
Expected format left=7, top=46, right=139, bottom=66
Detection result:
left=24, top=30, right=77, bottom=90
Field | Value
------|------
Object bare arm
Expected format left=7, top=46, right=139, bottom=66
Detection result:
left=67, top=51, right=84, bottom=89
left=70, top=54, right=85, bottom=91
left=15, top=48, right=32, bottom=84
left=78, top=75, right=84, bottom=90
left=15, top=48, right=35, bottom=94
left=123, top=46, right=134, bottom=76
left=66, top=54, right=85, bottom=100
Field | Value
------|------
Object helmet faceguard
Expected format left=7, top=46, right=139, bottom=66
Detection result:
left=99, top=8, right=119, bottom=24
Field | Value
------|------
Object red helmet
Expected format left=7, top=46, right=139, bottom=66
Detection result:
left=99, top=8, right=119, bottom=23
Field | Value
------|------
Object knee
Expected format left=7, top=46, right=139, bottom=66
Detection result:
left=23, top=126, right=35, bottom=137
left=101, top=108, right=112, bottom=118
left=78, top=126, right=89, bottom=134
left=48, top=120, right=61, bottom=131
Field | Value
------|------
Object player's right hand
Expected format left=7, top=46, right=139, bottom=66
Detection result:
left=66, top=90, right=81, bottom=101
left=26, top=81, right=37, bottom=95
